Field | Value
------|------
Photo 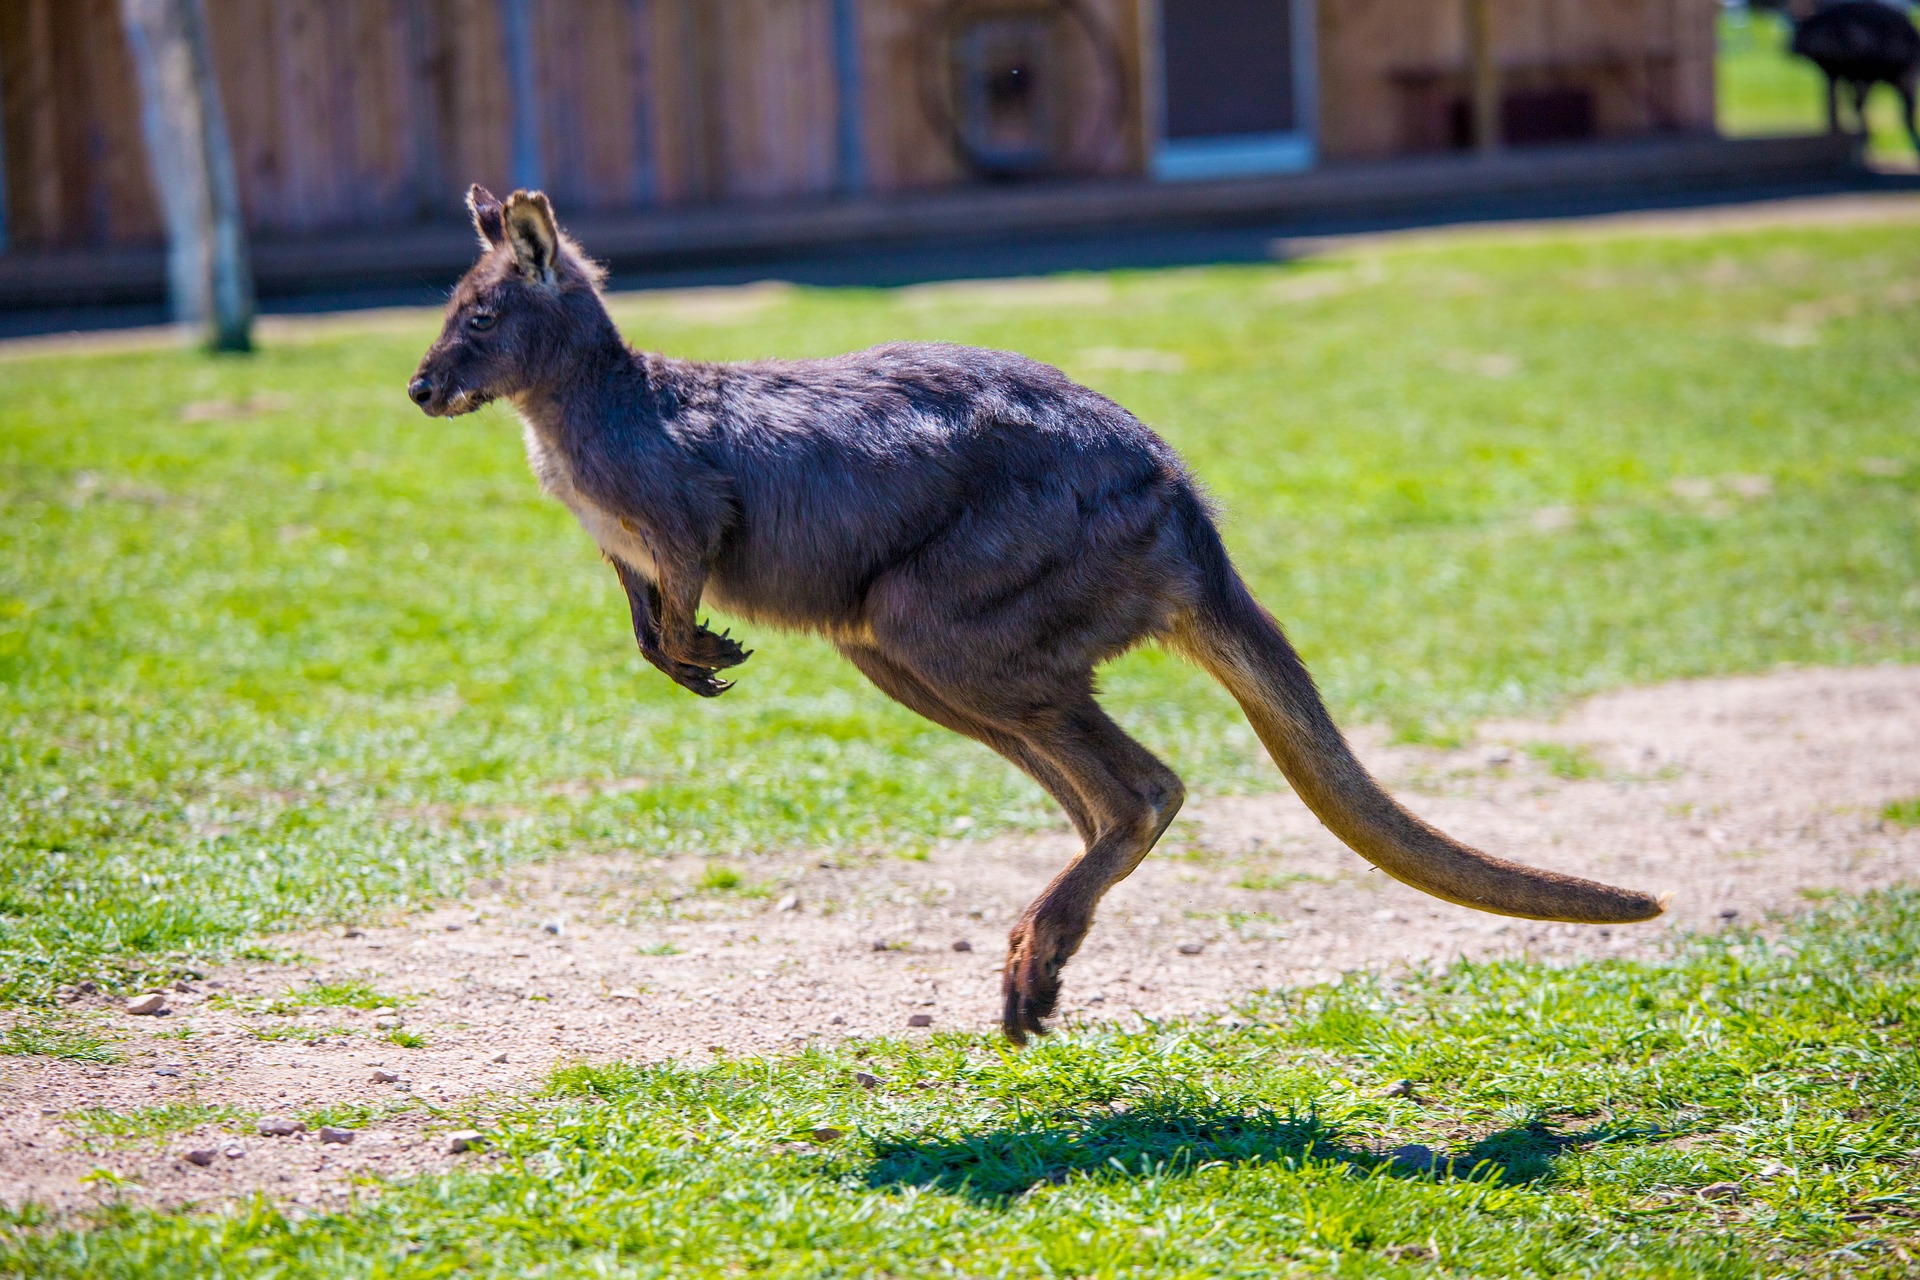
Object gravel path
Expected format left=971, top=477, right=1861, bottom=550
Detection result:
left=4, top=664, right=1916, bottom=1213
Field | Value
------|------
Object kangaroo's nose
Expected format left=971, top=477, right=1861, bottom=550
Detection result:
left=407, top=376, right=434, bottom=407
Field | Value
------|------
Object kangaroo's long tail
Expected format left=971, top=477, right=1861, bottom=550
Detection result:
left=1171, top=525, right=1664, bottom=925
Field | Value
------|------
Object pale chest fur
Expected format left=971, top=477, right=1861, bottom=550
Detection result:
left=520, top=417, right=658, bottom=581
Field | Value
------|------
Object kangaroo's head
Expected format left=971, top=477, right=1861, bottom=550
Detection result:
left=408, top=185, right=611, bottom=417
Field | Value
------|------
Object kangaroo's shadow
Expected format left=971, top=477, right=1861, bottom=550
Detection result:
left=862, top=1100, right=1640, bottom=1202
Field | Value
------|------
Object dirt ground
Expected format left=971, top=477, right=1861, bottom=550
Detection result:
left=3, top=663, right=1916, bottom=1214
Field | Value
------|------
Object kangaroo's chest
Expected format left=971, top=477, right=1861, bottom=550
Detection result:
left=521, top=420, right=658, bottom=581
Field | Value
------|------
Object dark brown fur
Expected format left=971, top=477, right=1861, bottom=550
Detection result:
left=410, top=186, right=1664, bottom=1044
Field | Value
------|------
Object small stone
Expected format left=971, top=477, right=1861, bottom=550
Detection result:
left=1699, top=1181, right=1743, bottom=1201
left=257, top=1116, right=306, bottom=1137
left=447, top=1129, right=487, bottom=1154
left=1718, top=909, right=1739, bottom=922
left=173, top=980, right=196, bottom=993
left=77, top=981, right=99, bottom=995
left=1372, top=909, right=1407, bottom=924
left=491, top=1053, right=509, bottom=1064
left=870, top=939, right=891, bottom=952
left=373, top=1015, right=403, bottom=1031
left=370, top=1070, right=401, bottom=1083
left=774, top=893, right=800, bottom=913
left=1177, top=942, right=1205, bottom=956
left=222, top=1144, right=245, bottom=1159
left=1842, top=1212, right=1874, bottom=1223
left=828, top=1014, right=846, bottom=1025
left=182, top=1149, right=217, bottom=1167
left=1388, top=1144, right=1442, bottom=1174
left=1485, top=747, right=1514, bottom=767
left=444, top=922, right=462, bottom=931
left=318, top=1126, right=355, bottom=1145
left=906, top=1013, right=934, bottom=1028
left=541, top=919, right=564, bottom=936
left=810, top=1126, right=844, bottom=1143
left=1384, top=1079, right=1417, bottom=1098
left=126, top=993, right=168, bottom=1016
left=343, top=928, right=364, bottom=939
left=951, top=939, right=973, bottom=953
left=606, top=988, right=641, bottom=1001
left=155, top=1066, right=182, bottom=1078
left=853, top=1071, right=882, bottom=1090
left=1382, top=1244, right=1437, bottom=1262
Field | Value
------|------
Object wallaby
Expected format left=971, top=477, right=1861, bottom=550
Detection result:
left=1769, top=0, right=1920, bottom=153
left=409, top=187, right=1664, bottom=1044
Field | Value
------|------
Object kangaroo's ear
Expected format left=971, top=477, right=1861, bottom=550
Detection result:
left=502, top=190, right=559, bottom=283
left=467, top=184, right=505, bottom=249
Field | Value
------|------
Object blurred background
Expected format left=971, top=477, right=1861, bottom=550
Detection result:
left=0, top=0, right=1912, bottom=335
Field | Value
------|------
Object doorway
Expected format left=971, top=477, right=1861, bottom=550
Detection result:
left=1154, top=0, right=1316, bottom=180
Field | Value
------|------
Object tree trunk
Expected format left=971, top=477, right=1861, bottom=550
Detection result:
left=120, top=0, right=253, bottom=352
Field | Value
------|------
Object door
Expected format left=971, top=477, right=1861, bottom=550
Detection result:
left=1155, top=0, right=1314, bottom=180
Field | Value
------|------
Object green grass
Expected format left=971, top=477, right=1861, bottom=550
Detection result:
left=1719, top=9, right=1919, bottom=166
left=63, top=1104, right=247, bottom=1144
left=1882, top=797, right=1920, bottom=828
left=3, top=216, right=1918, bottom=1005
left=244, top=1024, right=352, bottom=1043
left=0, top=1014, right=120, bottom=1063
left=258, top=978, right=399, bottom=1015
left=1523, top=742, right=1604, bottom=782
left=6, top=888, right=1915, bottom=1277
left=695, top=864, right=745, bottom=893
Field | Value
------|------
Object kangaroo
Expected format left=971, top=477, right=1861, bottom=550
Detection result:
left=409, top=186, right=1664, bottom=1044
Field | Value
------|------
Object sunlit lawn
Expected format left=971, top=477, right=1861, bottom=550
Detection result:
left=6, top=889, right=1916, bottom=1276
left=3, top=216, right=1918, bottom=1007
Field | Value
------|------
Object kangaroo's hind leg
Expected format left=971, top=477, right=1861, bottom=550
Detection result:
left=838, top=642, right=1100, bottom=845
left=980, top=693, right=1186, bottom=1044
left=850, top=642, right=1184, bottom=1042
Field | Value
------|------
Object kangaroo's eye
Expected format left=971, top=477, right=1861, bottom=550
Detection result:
left=467, top=311, right=496, bottom=331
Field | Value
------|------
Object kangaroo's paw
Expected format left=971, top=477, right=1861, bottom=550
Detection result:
left=1001, top=919, right=1068, bottom=1046
left=667, top=663, right=734, bottom=698
left=682, top=622, right=751, bottom=671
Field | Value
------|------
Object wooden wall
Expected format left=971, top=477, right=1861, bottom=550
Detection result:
left=1, top=0, right=1716, bottom=254
left=0, top=0, right=161, bottom=250
left=1317, top=0, right=1719, bottom=161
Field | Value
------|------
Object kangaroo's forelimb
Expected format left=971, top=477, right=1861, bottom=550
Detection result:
left=611, top=558, right=745, bottom=698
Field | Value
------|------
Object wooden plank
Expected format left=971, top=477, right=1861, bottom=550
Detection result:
left=1, top=0, right=60, bottom=246
left=206, top=0, right=284, bottom=229
left=440, top=0, right=512, bottom=197
left=625, top=0, right=659, bottom=205
left=87, top=0, right=163, bottom=244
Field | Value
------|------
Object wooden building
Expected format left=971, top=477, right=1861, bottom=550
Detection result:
left=0, top=0, right=1718, bottom=257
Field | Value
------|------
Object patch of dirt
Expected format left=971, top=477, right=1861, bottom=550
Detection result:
left=3, top=665, right=1916, bottom=1213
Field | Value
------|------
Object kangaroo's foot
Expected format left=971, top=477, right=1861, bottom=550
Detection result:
left=1001, top=913, right=1077, bottom=1045
left=681, top=621, right=751, bottom=671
